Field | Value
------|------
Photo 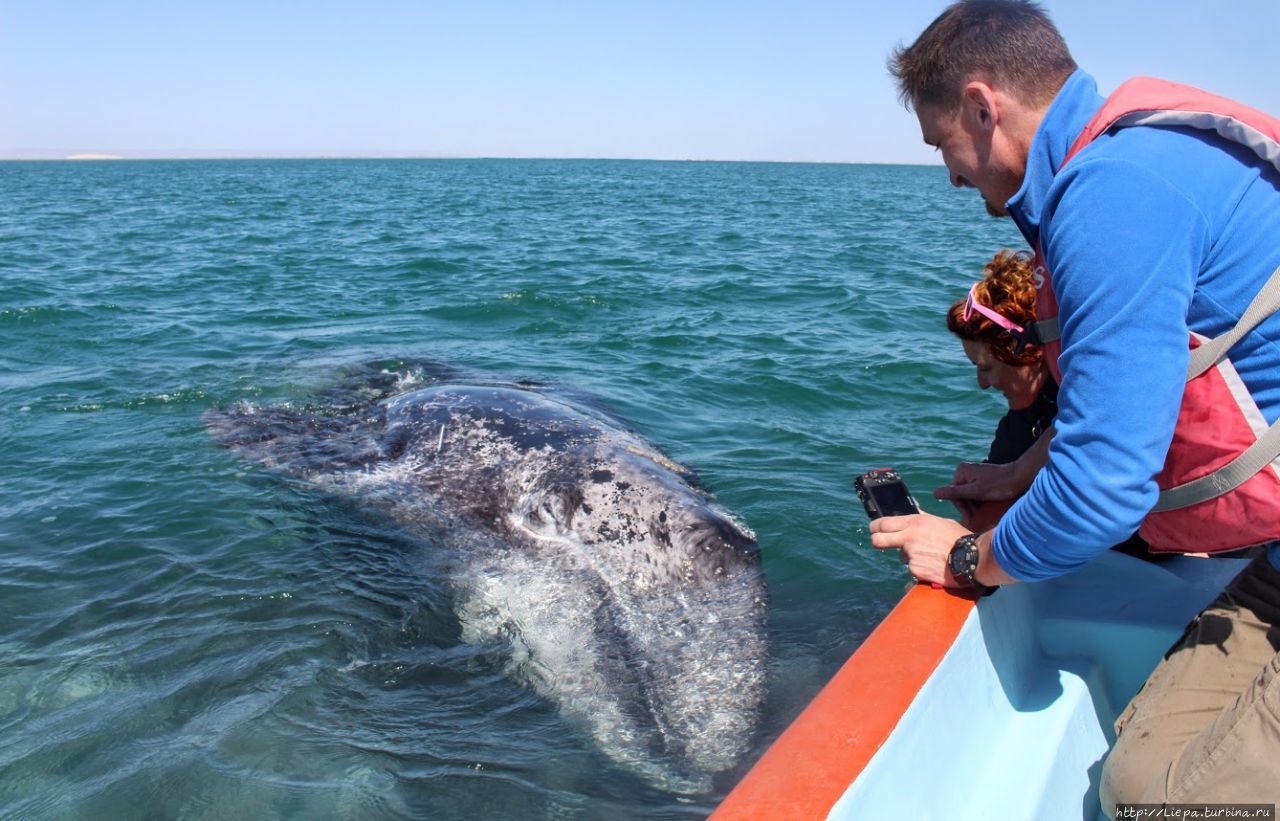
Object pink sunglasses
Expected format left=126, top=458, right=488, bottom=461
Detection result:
left=963, top=283, right=1037, bottom=353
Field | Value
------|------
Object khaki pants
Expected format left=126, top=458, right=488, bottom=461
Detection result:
left=1100, top=554, right=1280, bottom=813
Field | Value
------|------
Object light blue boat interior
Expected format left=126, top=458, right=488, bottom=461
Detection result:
left=829, top=551, right=1249, bottom=821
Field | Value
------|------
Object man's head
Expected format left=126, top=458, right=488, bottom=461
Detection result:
left=889, top=0, right=1075, bottom=114
left=889, top=1, right=1076, bottom=215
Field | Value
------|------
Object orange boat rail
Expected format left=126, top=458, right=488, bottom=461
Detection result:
left=713, top=583, right=978, bottom=820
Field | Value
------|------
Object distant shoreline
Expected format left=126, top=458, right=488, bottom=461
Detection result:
left=0, top=155, right=942, bottom=167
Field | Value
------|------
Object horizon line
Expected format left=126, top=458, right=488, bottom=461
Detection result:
left=1, top=152, right=941, bottom=167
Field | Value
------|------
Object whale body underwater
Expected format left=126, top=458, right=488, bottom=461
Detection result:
left=203, top=362, right=768, bottom=792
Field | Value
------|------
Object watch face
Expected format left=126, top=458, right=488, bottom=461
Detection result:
left=949, top=537, right=977, bottom=580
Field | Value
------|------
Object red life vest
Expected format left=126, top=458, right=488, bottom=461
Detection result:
left=1034, top=76, right=1280, bottom=553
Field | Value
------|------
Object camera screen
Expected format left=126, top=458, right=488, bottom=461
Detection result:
left=869, top=482, right=917, bottom=516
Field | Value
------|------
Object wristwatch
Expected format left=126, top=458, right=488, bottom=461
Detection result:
left=947, top=534, right=986, bottom=589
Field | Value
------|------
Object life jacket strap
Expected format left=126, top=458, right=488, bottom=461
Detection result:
left=1153, top=414, right=1280, bottom=511
left=1102, top=110, right=1280, bottom=179
left=1029, top=318, right=1059, bottom=345
left=1187, top=260, right=1280, bottom=379
left=1151, top=261, right=1280, bottom=511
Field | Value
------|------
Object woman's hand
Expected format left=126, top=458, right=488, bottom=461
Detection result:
left=934, top=460, right=1027, bottom=502
left=950, top=497, right=1014, bottom=533
left=934, top=426, right=1053, bottom=504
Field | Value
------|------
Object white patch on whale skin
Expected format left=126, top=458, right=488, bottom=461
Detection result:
left=451, top=544, right=757, bottom=795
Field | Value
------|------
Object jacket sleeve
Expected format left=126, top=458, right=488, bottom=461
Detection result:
left=991, top=155, right=1206, bottom=581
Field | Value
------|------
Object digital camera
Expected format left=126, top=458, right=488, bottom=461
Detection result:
left=854, top=468, right=920, bottom=520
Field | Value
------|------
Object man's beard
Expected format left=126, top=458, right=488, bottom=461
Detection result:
left=984, top=197, right=1009, bottom=218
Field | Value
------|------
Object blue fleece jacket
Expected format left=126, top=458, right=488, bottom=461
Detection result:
left=996, top=70, right=1280, bottom=579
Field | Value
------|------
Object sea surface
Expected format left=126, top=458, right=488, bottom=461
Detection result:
left=0, top=159, right=1021, bottom=819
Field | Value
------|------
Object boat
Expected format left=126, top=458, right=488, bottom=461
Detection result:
left=713, top=550, right=1249, bottom=820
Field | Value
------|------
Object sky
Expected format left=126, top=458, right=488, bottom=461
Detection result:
left=2, top=0, right=1276, bottom=164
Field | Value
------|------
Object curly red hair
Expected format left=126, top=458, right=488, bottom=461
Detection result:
left=946, top=249, right=1041, bottom=366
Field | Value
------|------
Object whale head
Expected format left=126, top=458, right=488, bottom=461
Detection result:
left=492, top=442, right=766, bottom=790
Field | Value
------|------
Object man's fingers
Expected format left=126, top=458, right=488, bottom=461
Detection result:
left=868, top=514, right=913, bottom=549
left=869, top=530, right=897, bottom=550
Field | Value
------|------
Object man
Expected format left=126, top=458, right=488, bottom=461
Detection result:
left=872, top=0, right=1280, bottom=810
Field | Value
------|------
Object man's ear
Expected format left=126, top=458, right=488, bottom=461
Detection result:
left=962, top=82, right=999, bottom=132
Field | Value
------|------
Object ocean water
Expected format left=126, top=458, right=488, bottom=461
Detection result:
left=0, top=159, right=1022, bottom=819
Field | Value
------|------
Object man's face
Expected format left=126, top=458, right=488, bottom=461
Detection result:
left=916, top=102, right=1017, bottom=218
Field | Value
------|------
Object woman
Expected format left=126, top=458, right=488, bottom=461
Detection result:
left=943, top=250, right=1151, bottom=558
left=943, top=249, right=1056, bottom=532
left=947, top=249, right=1057, bottom=467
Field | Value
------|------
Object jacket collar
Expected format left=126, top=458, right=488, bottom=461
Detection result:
left=1006, top=69, right=1105, bottom=248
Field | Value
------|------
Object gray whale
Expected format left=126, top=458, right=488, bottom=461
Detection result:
left=203, top=361, right=767, bottom=792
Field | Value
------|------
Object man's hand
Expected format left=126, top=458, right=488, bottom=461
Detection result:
left=868, top=512, right=971, bottom=587
left=871, top=512, right=1017, bottom=589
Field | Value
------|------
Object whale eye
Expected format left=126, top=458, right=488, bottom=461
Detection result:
left=521, top=489, right=580, bottom=533
left=380, top=426, right=412, bottom=460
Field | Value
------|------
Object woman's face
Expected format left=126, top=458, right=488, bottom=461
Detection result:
left=961, top=339, right=1046, bottom=411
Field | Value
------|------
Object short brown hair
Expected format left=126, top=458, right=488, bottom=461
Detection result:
left=947, top=249, right=1041, bottom=366
left=888, top=0, right=1076, bottom=112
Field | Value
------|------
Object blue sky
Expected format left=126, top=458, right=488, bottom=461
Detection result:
left=2, top=0, right=1275, bottom=163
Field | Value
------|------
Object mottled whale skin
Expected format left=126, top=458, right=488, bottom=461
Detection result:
left=203, top=362, right=767, bottom=792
